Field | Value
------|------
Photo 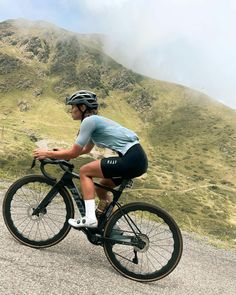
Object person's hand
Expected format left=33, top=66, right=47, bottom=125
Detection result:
left=33, top=148, right=48, bottom=160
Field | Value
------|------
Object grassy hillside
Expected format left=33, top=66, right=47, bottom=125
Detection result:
left=0, top=19, right=235, bottom=249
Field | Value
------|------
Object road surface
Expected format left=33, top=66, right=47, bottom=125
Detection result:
left=0, top=181, right=235, bottom=295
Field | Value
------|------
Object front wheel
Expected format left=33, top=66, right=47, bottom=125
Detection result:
left=103, top=202, right=183, bottom=282
left=2, top=175, right=74, bottom=248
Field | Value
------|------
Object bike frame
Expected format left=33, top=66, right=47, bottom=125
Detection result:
left=31, top=159, right=137, bottom=246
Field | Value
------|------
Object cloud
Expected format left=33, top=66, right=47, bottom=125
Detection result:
left=76, top=0, right=236, bottom=109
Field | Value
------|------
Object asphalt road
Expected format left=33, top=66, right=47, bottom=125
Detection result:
left=0, top=181, right=235, bottom=295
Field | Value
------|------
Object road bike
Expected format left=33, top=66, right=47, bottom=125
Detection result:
left=2, top=158, right=183, bottom=282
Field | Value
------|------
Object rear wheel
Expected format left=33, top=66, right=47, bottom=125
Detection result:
left=103, top=202, right=183, bottom=282
left=2, top=175, right=74, bottom=248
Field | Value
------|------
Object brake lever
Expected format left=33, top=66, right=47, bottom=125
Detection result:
left=31, top=157, right=36, bottom=169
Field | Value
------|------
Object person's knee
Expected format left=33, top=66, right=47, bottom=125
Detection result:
left=80, top=160, right=103, bottom=179
left=79, top=164, right=90, bottom=177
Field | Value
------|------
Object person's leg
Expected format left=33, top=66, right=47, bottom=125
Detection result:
left=79, top=160, right=104, bottom=200
left=94, top=178, right=117, bottom=218
left=69, top=160, right=104, bottom=228
left=95, top=178, right=116, bottom=202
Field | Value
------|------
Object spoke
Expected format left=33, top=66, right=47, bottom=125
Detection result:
left=150, top=228, right=171, bottom=236
left=150, top=239, right=174, bottom=247
left=113, top=251, right=134, bottom=264
left=12, top=214, right=29, bottom=223
left=143, top=252, right=151, bottom=274
left=146, top=219, right=161, bottom=237
left=20, top=218, right=32, bottom=234
left=43, top=214, right=64, bottom=231
left=121, top=213, right=142, bottom=235
left=44, top=213, right=65, bottom=224
left=148, top=224, right=167, bottom=238
left=27, top=219, right=37, bottom=239
left=149, top=244, right=172, bottom=260
left=11, top=201, right=29, bottom=208
left=113, top=246, right=133, bottom=256
left=37, top=222, right=43, bottom=241
left=34, top=222, right=39, bottom=240
left=47, top=203, right=65, bottom=210
left=140, top=210, right=144, bottom=230
left=42, top=217, right=58, bottom=235
left=150, top=234, right=173, bottom=242
left=143, top=254, right=157, bottom=273
left=20, top=187, right=34, bottom=206
left=13, top=194, right=31, bottom=207
left=41, top=218, right=50, bottom=239
left=146, top=247, right=165, bottom=268
left=146, top=212, right=152, bottom=235
left=139, top=252, right=143, bottom=274
left=11, top=211, right=28, bottom=216
left=33, top=221, right=42, bottom=241
left=154, top=245, right=173, bottom=255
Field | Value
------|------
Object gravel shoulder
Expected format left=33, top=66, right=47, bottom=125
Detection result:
left=0, top=180, right=235, bottom=295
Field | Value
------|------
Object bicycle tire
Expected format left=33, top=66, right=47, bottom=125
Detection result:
left=2, top=175, right=74, bottom=248
left=103, top=202, right=183, bottom=282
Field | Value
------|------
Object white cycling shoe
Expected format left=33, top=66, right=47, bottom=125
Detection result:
left=68, top=217, right=98, bottom=228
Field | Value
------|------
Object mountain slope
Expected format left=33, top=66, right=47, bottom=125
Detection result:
left=0, top=19, right=235, bottom=249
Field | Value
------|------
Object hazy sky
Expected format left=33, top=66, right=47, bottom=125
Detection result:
left=0, top=0, right=235, bottom=109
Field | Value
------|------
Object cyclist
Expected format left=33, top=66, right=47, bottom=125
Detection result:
left=33, top=90, right=148, bottom=228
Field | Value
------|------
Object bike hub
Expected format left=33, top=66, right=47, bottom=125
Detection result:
left=133, top=234, right=150, bottom=253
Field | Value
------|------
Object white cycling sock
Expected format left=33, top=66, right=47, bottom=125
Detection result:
left=84, top=199, right=97, bottom=220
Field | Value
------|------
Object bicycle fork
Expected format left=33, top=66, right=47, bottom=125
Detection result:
left=32, top=182, right=62, bottom=216
left=32, top=179, right=85, bottom=217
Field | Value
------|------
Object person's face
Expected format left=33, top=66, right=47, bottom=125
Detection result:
left=71, top=105, right=82, bottom=120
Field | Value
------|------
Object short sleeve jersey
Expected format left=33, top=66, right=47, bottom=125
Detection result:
left=75, top=115, right=139, bottom=155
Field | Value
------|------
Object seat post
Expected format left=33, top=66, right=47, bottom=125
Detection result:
left=118, top=179, right=132, bottom=192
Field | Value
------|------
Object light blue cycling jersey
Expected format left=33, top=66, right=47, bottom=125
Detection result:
left=75, top=115, right=139, bottom=155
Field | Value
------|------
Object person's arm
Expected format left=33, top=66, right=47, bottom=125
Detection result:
left=80, top=142, right=95, bottom=155
left=34, top=117, right=96, bottom=160
left=34, top=144, right=83, bottom=160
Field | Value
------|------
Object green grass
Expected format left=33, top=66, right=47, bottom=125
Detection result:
left=121, top=185, right=236, bottom=250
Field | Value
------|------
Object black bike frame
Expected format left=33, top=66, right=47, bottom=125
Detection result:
left=32, top=165, right=129, bottom=227
left=31, top=159, right=142, bottom=247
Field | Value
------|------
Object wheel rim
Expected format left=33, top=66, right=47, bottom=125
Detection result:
left=104, top=205, right=182, bottom=281
left=9, top=180, right=69, bottom=242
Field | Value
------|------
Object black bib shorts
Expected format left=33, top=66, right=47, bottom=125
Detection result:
left=100, top=144, right=148, bottom=186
